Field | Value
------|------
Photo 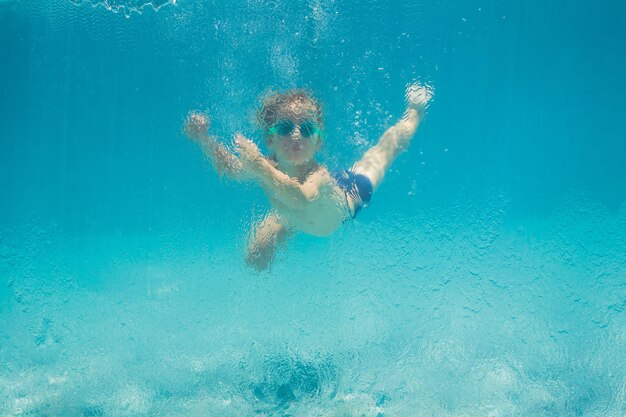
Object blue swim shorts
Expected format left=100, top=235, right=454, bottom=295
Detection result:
left=333, top=170, right=373, bottom=218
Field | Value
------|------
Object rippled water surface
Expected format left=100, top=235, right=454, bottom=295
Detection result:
left=1, top=1, right=625, bottom=416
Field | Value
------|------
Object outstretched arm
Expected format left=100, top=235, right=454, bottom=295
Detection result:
left=234, top=134, right=328, bottom=209
left=183, top=112, right=247, bottom=181
left=352, top=83, right=433, bottom=190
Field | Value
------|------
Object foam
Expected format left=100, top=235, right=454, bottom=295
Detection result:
left=69, top=0, right=176, bottom=17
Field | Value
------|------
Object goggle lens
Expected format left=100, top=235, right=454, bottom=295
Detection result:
left=269, top=120, right=322, bottom=138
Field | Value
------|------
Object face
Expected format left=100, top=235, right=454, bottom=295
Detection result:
left=265, top=100, right=323, bottom=166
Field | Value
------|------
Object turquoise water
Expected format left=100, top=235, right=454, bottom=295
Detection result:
left=1, top=0, right=625, bottom=416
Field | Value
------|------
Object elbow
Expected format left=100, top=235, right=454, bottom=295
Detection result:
left=301, top=188, right=320, bottom=206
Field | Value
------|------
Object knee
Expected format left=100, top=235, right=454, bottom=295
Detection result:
left=245, top=241, right=275, bottom=271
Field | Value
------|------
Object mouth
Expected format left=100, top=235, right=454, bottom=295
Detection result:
left=285, top=145, right=303, bottom=154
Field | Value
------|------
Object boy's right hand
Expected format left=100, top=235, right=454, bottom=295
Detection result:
left=184, top=111, right=210, bottom=141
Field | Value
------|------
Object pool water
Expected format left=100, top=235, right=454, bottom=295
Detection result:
left=1, top=1, right=625, bottom=416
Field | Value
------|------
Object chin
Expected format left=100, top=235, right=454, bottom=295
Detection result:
left=293, top=156, right=314, bottom=165
left=282, top=152, right=311, bottom=165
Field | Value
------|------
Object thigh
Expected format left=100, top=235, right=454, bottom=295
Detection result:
left=245, top=212, right=292, bottom=270
left=351, top=145, right=387, bottom=191
left=249, top=212, right=290, bottom=247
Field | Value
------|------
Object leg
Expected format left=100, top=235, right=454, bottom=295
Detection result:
left=351, top=110, right=420, bottom=190
left=245, top=212, right=291, bottom=271
left=352, top=83, right=432, bottom=190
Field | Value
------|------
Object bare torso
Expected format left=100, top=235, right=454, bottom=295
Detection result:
left=268, top=167, right=350, bottom=237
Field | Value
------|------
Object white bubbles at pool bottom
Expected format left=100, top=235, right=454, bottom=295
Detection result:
left=3, top=349, right=622, bottom=417
left=0, top=351, right=380, bottom=417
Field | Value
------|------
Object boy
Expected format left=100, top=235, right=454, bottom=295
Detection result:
left=184, top=83, right=432, bottom=270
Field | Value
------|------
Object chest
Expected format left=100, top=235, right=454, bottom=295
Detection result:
left=268, top=184, right=349, bottom=237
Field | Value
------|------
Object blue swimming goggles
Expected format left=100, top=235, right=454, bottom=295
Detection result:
left=268, top=119, right=324, bottom=138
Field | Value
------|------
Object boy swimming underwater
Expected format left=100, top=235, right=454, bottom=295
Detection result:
left=184, top=83, right=432, bottom=270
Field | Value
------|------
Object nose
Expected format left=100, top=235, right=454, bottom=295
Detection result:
left=290, top=126, right=302, bottom=141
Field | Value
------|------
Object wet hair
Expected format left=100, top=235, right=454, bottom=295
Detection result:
left=257, top=89, right=323, bottom=131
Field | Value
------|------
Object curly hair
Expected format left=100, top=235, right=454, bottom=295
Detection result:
left=256, top=89, right=323, bottom=131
